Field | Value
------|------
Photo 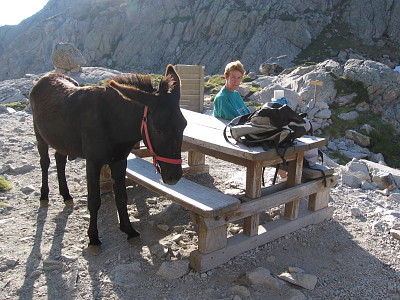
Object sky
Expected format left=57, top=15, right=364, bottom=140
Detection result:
left=0, top=0, right=49, bottom=26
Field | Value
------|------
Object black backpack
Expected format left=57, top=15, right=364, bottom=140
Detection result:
left=224, top=102, right=308, bottom=153
left=224, top=102, right=310, bottom=184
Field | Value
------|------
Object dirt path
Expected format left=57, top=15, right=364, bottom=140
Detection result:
left=0, top=111, right=399, bottom=300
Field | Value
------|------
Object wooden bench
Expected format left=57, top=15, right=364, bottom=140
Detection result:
left=125, top=154, right=241, bottom=254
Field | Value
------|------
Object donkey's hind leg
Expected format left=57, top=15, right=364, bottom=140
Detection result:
left=110, top=159, right=141, bottom=245
left=55, top=151, right=73, bottom=207
left=34, top=127, right=50, bottom=207
left=85, top=160, right=103, bottom=255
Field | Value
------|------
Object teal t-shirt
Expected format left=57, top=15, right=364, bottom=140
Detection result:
left=213, top=87, right=250, bottom=120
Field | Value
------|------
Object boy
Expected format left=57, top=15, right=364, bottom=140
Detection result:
left=213, top=60, right=250, bottom=120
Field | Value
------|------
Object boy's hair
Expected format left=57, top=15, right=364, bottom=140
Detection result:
left=224, top=60, right=245, bottom=76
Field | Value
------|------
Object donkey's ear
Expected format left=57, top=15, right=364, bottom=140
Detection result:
left=164, top=64, right=181, bottom=94
left=108, top=80, right=157, bottom=107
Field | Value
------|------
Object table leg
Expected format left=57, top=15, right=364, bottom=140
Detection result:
left=184, top=151, right=209, bottom=175
left=242, top=161, right=263, bottom=236
left=188, top=151, right=205, bottom=165
left=284, top=152, right=304, bottom=220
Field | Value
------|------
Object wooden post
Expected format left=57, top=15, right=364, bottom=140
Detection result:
left=190, top=212, right=227, bottom=254
left=284, top=152, right=304, bottom=220
left=100, top=165, right=113, bottom=194
left=242, top=161, right=263, bottom=236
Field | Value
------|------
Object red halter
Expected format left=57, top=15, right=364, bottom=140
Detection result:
left=140, top=106, right=182, bottom=173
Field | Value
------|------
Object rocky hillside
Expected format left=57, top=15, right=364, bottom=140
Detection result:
left=0, top=0, right=399, bottom=80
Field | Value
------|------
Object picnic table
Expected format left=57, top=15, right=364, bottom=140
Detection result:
left=124, top=108, right=338, bottom=272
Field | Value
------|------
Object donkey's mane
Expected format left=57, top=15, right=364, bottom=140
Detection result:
left=109, top=74, right=175, bottom=93
left=110, top=74, right=155, bottom=93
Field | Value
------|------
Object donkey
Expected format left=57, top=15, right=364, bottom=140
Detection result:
left=29, top=65, right=187, bottom=254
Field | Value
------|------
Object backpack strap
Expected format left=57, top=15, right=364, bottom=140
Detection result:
left=272, top=164, right=280, bottom=185
left=223, top=113, right=252, bottom=145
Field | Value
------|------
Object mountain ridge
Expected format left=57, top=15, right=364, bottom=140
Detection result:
left=0, top=0, right=399, bottom=80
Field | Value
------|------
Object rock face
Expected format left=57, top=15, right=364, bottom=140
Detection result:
left=0, top=0, right=399, bottom=80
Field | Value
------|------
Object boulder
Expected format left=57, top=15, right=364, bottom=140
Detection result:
left=345, top=129, right=371, bottom=147
left=259, top=55, right=291, bottom=75
left=52, top=43, right=86, bottom=72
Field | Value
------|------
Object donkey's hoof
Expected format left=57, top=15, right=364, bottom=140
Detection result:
left=88, top=244, right=101, bottom=256
left=128, top=235, right=142, bottom=246
left=64, top=199, right=74, bottom=207
left=40, top=200, right=49, bottom=207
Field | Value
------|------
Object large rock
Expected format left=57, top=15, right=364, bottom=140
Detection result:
left=343, top=59, right=400, bottom=132
left=52, top=43, right=86, bottom=72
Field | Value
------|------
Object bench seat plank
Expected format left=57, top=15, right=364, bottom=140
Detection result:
left=126, top=154, right=240, bottom=218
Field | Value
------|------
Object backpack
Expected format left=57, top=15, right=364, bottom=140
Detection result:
left=223, top=102, right=311, bottom=185
left=224, top=102, right=309, bottom=154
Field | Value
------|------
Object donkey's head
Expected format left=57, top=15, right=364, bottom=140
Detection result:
left=108, top=65, right=187, bottom=185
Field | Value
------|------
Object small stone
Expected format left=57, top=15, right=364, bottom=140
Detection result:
left=114, top=262, right=142, bottom=288
left=246, top=267, right=281, bottom=290
left=157, top=224, right=170, bottom=232
left=156, top=260, right=189, bottom=280
left=351, top=207, right=362, bottom=217
left=287, top=289, right=306, bottom=300
left=278, top=271, right=318, bottom=290
left=21, top=185, right=35, bottom=194
left=288, top=266, right=304, bottom=273
left=388, top=193, right=400, bottom=202
left=30, top=270, right=42, bottom=278
left=171, top=234, right=183, bottom=243
left=266, top=255, right=276, bottom=263
left=390, top=229, right=400, bottom=240
left=230, top=285, right=251, bottom=298
left=229, top=226, right=241, bottom=234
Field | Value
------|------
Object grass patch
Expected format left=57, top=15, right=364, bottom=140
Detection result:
left=4, top=101, right=28, bottom=111
left=204, top=75, right=225, bottom=94
left=333, top=75, right=370, bottom=104
left=328, top=151, right=352, bottom=165
left=0, top=178, right=12, bottom=191
left=322, top=103, right=400, bottom=168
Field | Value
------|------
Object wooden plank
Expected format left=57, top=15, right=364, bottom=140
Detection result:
left=180, top=95, right=203, bottom=101
left=175, top=66, right=204, bottom=113
left=180, top=105, right=202, bottom=112
left=311, top=81, right=324, bottom=86
left=181, top=113, right=328, bottom=161
left=126, top=154, right=240, bottom=218
left=189, top=206, right=334, bottom=272
left=231, top=176, right=336, bottom=225
left=195, top=175, right=338, bottom=230
left=182, top=164, right=210, bottom=176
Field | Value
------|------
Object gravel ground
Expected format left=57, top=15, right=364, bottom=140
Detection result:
left=0, top=110, right=399, bottom=300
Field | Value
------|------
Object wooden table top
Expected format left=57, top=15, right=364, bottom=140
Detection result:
left=181, top=109, right=327, bottom=162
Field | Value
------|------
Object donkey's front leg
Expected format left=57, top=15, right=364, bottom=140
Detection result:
left=34, top=127, right=50, bottom=207
left=55, top=151, right=73, bottom=207
left=86, top=160, right=102, bottom=255
left=110, top=160, right=141, bottom=245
